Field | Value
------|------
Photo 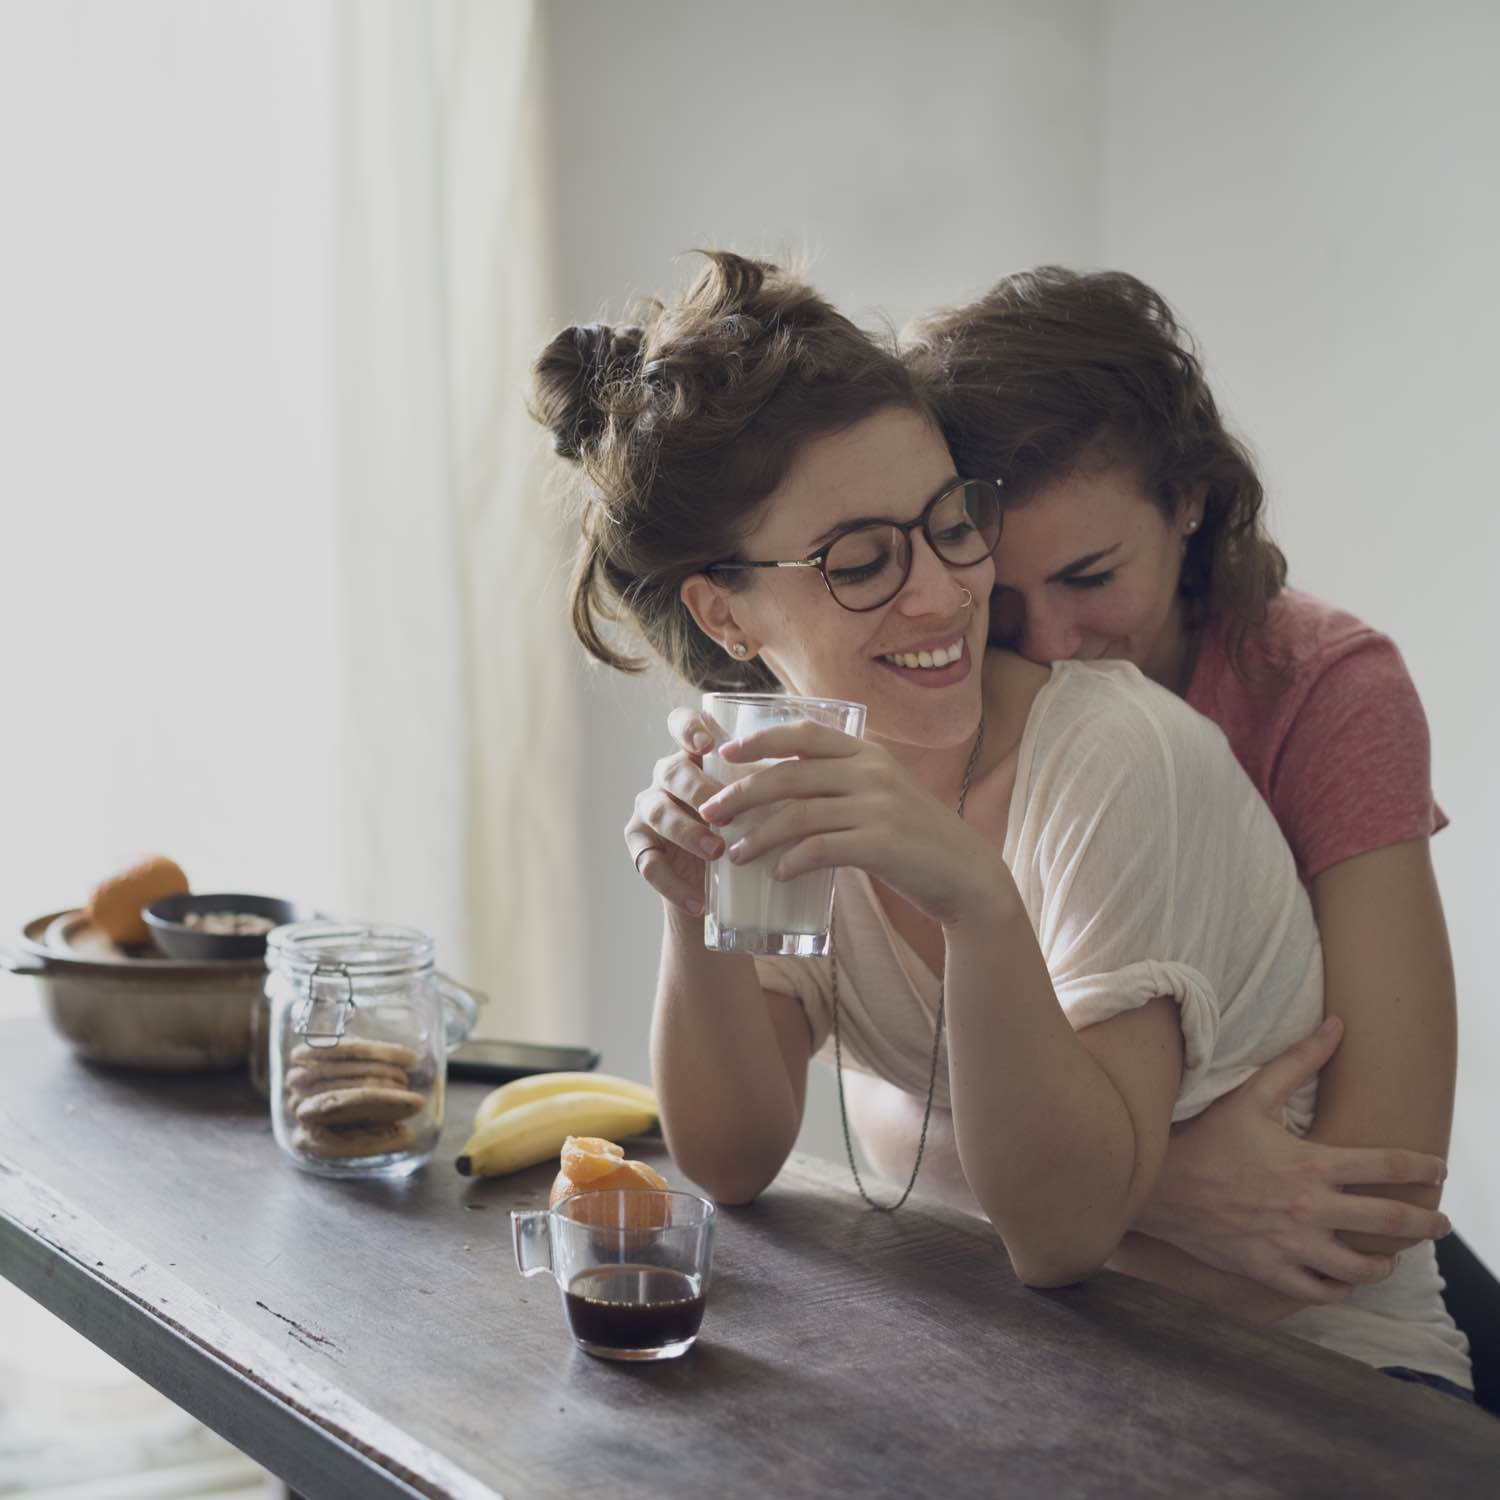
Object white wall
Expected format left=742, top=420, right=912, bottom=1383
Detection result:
left=1100, top=0, right=1500, bottom=1263
left=541, top=0, right=1105, bottom=1161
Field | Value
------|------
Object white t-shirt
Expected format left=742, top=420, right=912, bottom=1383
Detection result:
left=756, top=659, right=1471, bottom=1388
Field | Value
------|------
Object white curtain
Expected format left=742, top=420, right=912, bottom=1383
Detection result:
left=0, top=0, right=579, bottom=1025
left=332, top=0, right=581, bottom=1042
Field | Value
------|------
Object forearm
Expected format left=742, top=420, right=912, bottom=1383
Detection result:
left=1108, top=1233, right=1303, bottom=1324
left=943, top=895, right=1160, bottom=1286
left=649, top=903, right=802, bottom=1202
left=1308, top=839, right=1456, bottom=1253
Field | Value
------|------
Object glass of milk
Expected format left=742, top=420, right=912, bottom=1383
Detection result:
left=700, top=693, right=867, bottom=958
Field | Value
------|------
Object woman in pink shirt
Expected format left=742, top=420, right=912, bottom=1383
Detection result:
left=900, top=269, right=1458, bottom=1330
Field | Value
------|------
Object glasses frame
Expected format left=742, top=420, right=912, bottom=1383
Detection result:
left=703, top=476, right=1004, bottom=613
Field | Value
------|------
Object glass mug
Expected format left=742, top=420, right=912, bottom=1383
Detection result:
left=700, top=693, right=867, bottom=957
left=512, top=1190, right=717, bottom=1361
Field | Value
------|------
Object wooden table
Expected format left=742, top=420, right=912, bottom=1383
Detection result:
left=1, top=1016, right=1495, bottom=1499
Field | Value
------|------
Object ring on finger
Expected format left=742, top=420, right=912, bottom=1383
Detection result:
left=632, top=843, right=660, bottom=875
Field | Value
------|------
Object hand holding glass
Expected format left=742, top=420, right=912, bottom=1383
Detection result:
left=700, top=693, right=866, bottom=957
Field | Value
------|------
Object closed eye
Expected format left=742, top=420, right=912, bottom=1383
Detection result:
left=934, top=519, right=978, bottom=547
left=1062, top=570, right=1116, bottom=590
left=827, top=559, right=888, bottom=585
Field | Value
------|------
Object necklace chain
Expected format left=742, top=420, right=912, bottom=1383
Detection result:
left=831, top=713, right=986, bottom=1213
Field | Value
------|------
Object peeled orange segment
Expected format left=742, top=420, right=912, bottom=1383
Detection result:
left=549, top=1136, right=673, bottom=1232
left=550, top=1152, right=668, bottom=1206
left=559, top=1135, right=626, bottom=1184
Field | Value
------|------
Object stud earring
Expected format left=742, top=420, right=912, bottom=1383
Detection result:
left=1185, top=517, right=1200, bottom=534
left=729, top=642, right=749, bottom=659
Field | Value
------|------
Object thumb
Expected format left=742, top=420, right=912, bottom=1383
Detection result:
left=1251, top=1015, right=1343, bottom=1114
left=667, top=706, right=726, bottom=758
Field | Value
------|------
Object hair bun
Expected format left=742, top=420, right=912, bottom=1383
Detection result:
left=530, top=322, right=644, bottom=461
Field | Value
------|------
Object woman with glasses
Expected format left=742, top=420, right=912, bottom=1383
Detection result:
left=530, top=252, right=1469, bottom=1396
left=901, top=270, right=1469, bottom=1399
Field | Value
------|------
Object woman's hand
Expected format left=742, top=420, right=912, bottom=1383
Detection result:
left=623, top=707, right=729, bottom=915
left=1135, top=1017, right=1452, bottom=1304
left=697, top=720, right=1003, bottom=927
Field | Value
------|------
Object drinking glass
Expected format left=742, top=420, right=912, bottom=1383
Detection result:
left=700, top=693, right=867, bottom=957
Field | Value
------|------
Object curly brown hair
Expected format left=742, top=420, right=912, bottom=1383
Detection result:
left=531, top=251, right=929, bottom=691
left=903, top=268, right=1286, bottom=668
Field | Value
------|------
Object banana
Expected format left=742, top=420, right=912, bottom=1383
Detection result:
left=472, top=1070, right=656, bottom=1130
left=456, top=1090, right=658, bottom=1178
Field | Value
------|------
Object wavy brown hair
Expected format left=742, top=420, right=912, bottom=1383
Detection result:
left=903, top=268, right=1286, bottom=670
left=531, top=251, right=929, bottom=691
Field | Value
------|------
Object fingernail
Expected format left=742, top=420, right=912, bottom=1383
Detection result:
left=1439, top=1217, right=1452, bottom=1237
left=1319, top=1016, right=1339, bottom=1034
left=727, top=840, right=747, bottom=863
left=691, top=732, right=712, bottom=753
left=686, top=897, right=704, bottom=916
left=700, top=835, right=723, bottom=858
left=719, top=738, right=741, bottom=758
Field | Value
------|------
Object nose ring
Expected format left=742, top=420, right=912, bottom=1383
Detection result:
left=959, top=588, right=974, bottom=610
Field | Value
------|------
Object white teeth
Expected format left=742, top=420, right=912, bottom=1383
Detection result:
left=883, top=639, right=963, bottom=670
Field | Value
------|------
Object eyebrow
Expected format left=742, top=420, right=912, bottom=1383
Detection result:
left=1046, top=543, right=1122, bottom=581
left=803, top=475, right=963, bottom=552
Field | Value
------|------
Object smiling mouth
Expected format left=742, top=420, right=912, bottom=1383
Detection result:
left=879, top=637, right=965, bottom=671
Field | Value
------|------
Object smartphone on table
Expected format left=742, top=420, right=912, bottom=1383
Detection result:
left=446, top=1038, right=602, bottom=1083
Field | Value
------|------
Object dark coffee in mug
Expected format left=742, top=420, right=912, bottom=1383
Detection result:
left=563, top=1265, right=705, bottom=1352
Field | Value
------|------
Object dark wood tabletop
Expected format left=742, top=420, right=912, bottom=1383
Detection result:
left=1, top=1014, right=1495, bottom=1499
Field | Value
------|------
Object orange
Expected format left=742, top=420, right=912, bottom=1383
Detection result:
left=549, top=1135, right=671, bottom=1231
left=87, top=855, right=189, bottom=947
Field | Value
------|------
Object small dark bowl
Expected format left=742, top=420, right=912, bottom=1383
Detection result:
left=144, top=894, right=318, bottom=962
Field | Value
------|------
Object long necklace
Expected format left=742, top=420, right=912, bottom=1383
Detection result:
left=830, top=712, right=986, bottom=1213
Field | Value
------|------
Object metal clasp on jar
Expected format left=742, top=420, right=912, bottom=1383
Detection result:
left=294, top=961, right=356, bottom=1046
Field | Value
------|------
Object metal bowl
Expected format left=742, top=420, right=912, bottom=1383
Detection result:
left=143, top=893, right=316, bottom=961
left=1, top=910, right=265, bottom=1070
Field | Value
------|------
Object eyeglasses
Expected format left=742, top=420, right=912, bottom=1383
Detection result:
left=703, top=477, right=1003, bottom=613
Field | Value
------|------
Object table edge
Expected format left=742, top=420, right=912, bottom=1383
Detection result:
left=0, top=1154, right=503, bottom=1500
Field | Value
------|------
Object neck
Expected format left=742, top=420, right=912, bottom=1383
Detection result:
left=1141, top=595, right=1198, bottom=695
left=874, top=650, right=1042, bottom=806
left=878, top=729, right=978, bottom=808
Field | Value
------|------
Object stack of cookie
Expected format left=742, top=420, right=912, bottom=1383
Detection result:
left=285, top=1039, right=427, bottom=1160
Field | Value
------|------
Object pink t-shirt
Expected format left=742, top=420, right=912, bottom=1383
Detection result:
left=1185, top=588, right=1446, bottom=883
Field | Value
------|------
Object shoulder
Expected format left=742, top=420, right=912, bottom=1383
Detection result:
left=1039, top=659, right=1231, bottom=759
left=1023, top=660, right=1243, bottom=809
left=1257, top=588, right=1386, bottom=660
left=1008, top=664, right=1306, bottom=972
left=1193, top=589, right=1426, bottom=730
left=1242, top=589, right=1417, bottom=691
left=1255, top=590, right=1428, bottom=729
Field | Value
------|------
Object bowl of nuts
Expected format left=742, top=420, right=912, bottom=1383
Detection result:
left=144, top=893, right=317, bottom=961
